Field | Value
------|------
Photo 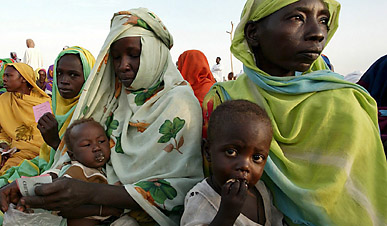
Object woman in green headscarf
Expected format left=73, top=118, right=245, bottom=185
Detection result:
left=0, top=46, right=95, bottom=185
left=202, top=0, right=386, bottom=225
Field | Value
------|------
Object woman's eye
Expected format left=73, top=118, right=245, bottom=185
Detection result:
left=252, top=154, right=265, bottom=163
left=292, top=14, right=304, bottom=22
left=225, top=149, right=237, bottom=157
left=320, top=17, right=329, bottom=25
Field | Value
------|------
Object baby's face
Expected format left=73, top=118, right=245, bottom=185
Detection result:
left=70, top=122, right=111, bottom=168
left=208, top=118, right=271, bottom=191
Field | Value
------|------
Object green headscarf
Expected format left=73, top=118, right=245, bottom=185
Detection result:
left=231, top=0, right=340, bottom=75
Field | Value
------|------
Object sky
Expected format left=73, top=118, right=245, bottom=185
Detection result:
left=1, top=0, right=387, bottom=77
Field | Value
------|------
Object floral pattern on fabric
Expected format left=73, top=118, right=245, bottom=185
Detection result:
left=135, top=179, right=177, bottom=208
left=15, top=124, right=34, bottom=142
left=129, top=121, right=150, bottom=133
left=158, top=117, right=185, bottom=154
left=130, top=81, right=164, bottom=106
left=118, top=11, right=153, bottom=31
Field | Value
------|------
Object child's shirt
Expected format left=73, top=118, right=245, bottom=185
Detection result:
left=181, top=179, right=284, bottom=226
left=61, top=160, right=107, bottom=184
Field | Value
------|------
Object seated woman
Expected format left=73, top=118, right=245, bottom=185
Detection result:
left=0, top=63, right=51, bottom=174
left=202, top=0, right=387, bottom=225
left=177, top=50, right=216, bottom=106
left=0, top=46, right=95, bottom=186
left=357, top=55, right=387, bottom=153
left=0, top=8, right=203, bottom=226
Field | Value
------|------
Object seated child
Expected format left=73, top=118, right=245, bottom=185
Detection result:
left=58, top=118, right=122, bottom=226
left=181, top=100, right=284, bottom=226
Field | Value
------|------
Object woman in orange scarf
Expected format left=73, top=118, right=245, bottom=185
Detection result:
left=0, top=63, right=51, bottom=174
left=177, top=50, right=216, bottom=106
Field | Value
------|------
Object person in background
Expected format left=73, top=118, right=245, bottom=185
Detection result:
left=45, top=65, right=54, bottom=96
left=35, top=68, right=47, bottom=91
left=181, top=100, right=284, bottom=226
left=202, top=0, right=387, bottom=225
left=321, top=53, right=334, bottom=71
left=228, top=72, right=235, bottom=80
left=177, top=50, right=216, bottom=106
left=0, top=63, right=51, bottom=174
left=357, top=54, right=387, bottom=154
left=211, top=57, right=223, bottom=82
left=10, top=52, right=21, bottom=63
left=23, top=39, right=44, bottom=70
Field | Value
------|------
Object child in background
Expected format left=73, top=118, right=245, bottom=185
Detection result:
left=181, top=100, right=284, bottom=226
left=59, top=118, right=122, bottom=226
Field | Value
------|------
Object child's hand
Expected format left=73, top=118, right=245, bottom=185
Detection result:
left=218, top=179, right=248, bottom=220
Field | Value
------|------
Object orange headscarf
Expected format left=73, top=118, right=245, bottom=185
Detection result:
left=177, top=50, right=216, bottom=106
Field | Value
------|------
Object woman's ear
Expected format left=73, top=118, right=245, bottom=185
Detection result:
left=245, top=21, right=260, bottom=48
left=203, top=139, right=211, bottom=162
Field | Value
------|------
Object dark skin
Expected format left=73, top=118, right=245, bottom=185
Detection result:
left=36, top=69, right=46, bottom=90
left=204, top=116, right=271, bottom=226
left=37, top=54, right=85, bottom=151
left=245, top=0, right=330, bottom=77
left=110, top=36, right=141, bottom=88
left=0, top=37, right=143, bottom=216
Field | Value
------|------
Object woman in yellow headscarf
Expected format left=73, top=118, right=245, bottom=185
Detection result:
left=202, top=0, right=386, bottom=225
left=0, top=63, right=51, bottom=174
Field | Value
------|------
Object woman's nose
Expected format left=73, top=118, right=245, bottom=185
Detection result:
left=304, top=18, right=326, bottom=42
left=119, top=56, right=131, bottom=72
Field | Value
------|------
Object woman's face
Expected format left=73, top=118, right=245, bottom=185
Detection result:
left=246, top=0, right=330, bottom=76
left=56, top=54, right=85, bottom=99
left=110, top=37, right=141, bottom=88
left=38, top=70, right=46, bottom=82
left=3, top=66, right=27, bottom=93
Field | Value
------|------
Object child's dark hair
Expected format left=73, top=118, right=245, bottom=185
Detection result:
left=207, top=99, right=272, bottom=142
left=64, top=118, right=102, bottom=151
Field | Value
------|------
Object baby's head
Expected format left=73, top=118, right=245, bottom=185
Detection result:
left=64, top=118, right=111, bottom=168
left=205, top=100, right=272, bottom=191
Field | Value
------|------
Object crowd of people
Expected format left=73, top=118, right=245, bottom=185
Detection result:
left=0, top=0, right=386, bottom=225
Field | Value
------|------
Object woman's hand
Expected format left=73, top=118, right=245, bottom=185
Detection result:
left=0, top=181, right=22, bottom=212
left=20, top=177, right=92, bottom=211
left=37, top=113, right=61, bottom=150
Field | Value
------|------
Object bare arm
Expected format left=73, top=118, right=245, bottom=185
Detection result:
left=19, top=177, right=140, bottom=211
left=59, top=204, right=123, bottom=219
